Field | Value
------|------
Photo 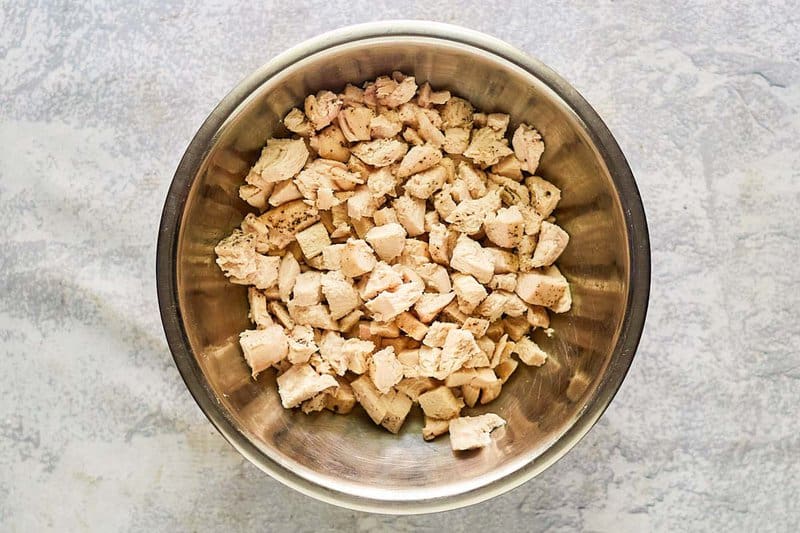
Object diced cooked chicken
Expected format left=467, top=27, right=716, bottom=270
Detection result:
left=395, top=311, right=429, bottom=341
left=432, top=186, right=457, bottom=220
left=422, top=321, right=458, bottom=349
left=517, top=236, right=536, bottom=273
left=503, top=315, right=531, bottom=341
left=340, top=83, right=365, bottom=105
left=350, top=374, right=388, bottom=424
left=277, top=253, right=301, bottom=302
left=319, top=243, right=344, bottom=271
left=321, top=270, right=361, bottom=320
left=338, top=106, right=375, bottom=142
left=362, top=224, right=406, bottom=263
left=323, top=378, right=357, bottom=414
left=422, top=417, right=451, bottom=441
left=484, top=206, right=525, bottom=248
left=404, top=165, right=446, bottom=199
left=442, top=127, right=471, bottom=155
left=258, top=199, right=320, bottom=249
left=526, top=176, right=561, bottom=218
left=373, top=207, right=398, bottom=226
left=351, top=139, right=409, bottom=167
left=340, top=238, right=377, bottom=277
left=292, top=271, right=323, bottom=306
left=414, top=292, right=456, bottom=323
left=475, top=291, right=509, bottom=322
left=428, top=223, right=456, bottom=265
left=214, top=230, right=280, bottom=289
left=449, top=179, right=471, bottom=203
left=368, top=347, right=404, bottom=394
left=397, top=238, right=431, bottom=267
left=268, top=301, right=295, bottom=329
left=342, top=338, right=375, bottom=374
left=418, top=386, right=462, bottom=419
left=445, top=189, right=502, bottom=234
left=462, top=317, right=490, bottom=338
left=310, top=123, right=350, bottom=162
left=294, top=159, right=360, bottom=205
left=374, top=74, right=417, bottom=108
left=402, top=127, right=424, bottom=146
left=452, top=273, right=488, bottom=314
left=380, top=390, right=413, bottom=434
left=526, top=304, right=550, bottom=329
left=287, top=325, right=318, bottom=364
left=489, top=273, right=517, bottom=292
left=277, top=363, right=339, bottom=408
left=239, top=325, right=288, bottom=377
left=360, top=261, right=404, bottom=300
left=287, top=301, right=339, bottom=330
left=316, top=330, right=349, bottom=375
left=486, top=113, right=510, bottom=135
left=367, top=166, right=397, bottom=198
left=269, top=179, right=303, bottom=207
left=393, top=195, right=426, bottom=237
left=239, top=184, right=269, bottom=210
left=350, top=216, right=375, bottom=239
left=365, top=281, right=425, bottom=322
left=491, top=154, right=523, bottom=181
left=441, top=97, right=474, bottom=128
left=240, top=213, right=271, bottom=253
left=417, top=263, right=452, bottom=293
left=246, top=139, right=309, bottom=188
left=347, top=185, right=379, bottom=219
left=414, top=108, right=445, bottom=148
left=512, top=124, right=545, bottom=174
left=417, top=81, right=451, bottom=108
left=304, top=90, right=342, bottom=131
left=450, top=234, right=495, bottom=284
left=397, top=145, right=442, bottom=178
left=360, top=320, right=401, bottom=340
left=369, top=112, right=403, bottom=138
left=295, top=222, right=331, bottom=259
left=463, top=127, right=513, bottom=167
left=248, top=287, right=272, bottom=328
left=283, top=107, right=315, bottom=137
left=513, top=336, right=548, bottom=366
left=456, top=162, right=487, bottom=199
left=444, top=368, right=478, bottom=387
left=531, top=221, right=569, bottom=267
left=489, top=172, right=530, bottom=207
left=514, top=266, right=569, bottom=309
left=438, top=328, right=482, bottom=377
left=449, top=414, right=506, bottom=451
left=485, top=247, right=519, bottom=274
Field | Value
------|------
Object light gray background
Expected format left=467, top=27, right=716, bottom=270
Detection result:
left=1, top=1, right=798, bottom=531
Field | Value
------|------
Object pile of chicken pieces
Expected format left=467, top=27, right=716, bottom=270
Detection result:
left=215, top=72, right=570, bottom=451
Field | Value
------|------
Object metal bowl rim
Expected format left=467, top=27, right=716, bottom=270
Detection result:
left=156, top=20, right=651, bottom=515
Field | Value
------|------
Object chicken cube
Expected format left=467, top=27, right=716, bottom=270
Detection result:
left=444, top=368, right=478, bottom=387
left=486, top=113, right=510, bottom=135
left=414, top=108, right=446, bottom=148
left=513, top=336, right=547, bottom=366
left=422, top=322, right=458, bottom=349
left=365, top=280, right=425, bottom=322
left=276, top=363, right=338, bottom=409
left=340, top=238, right=377, bottom=278
left=267, top=301, right=295, bottom=329
left=321, top=271, right=361, bottom=320
left=428, top=223, right=457, bottom=266
left=512, top=124, right=545, bottom=174
left=514, top=266, right=569, bottom=308
left=397, top=145, right=442, bottom=178
left=525, top=176, right=561, bottom=218
left=403, top=127, right=424, bottom=146
left=417, top=263, right=452, bottom=293
left=443, top=127, right=471, bottom=155
left=373, top=73, right=417, bottom=108
left=239, top=184, right=269, bottom=211
left=485, top=247, right=519, bottom=274
left=489, top=273, right=518, bottom=292
left=347, top=185, right=379, bottom=219
left=350, top=216, right=375, bottom=239
left=292, top=271, right=323, bottom=306
left=503, top=315, right=531, bottom=341
left=342, top=338, right=375, bottom=374
left=531, top=221, right=569, bottom=267
left=452, top=273, right=488, bottom=314
left=338, top=106, right=374, bottom=142
left=246, top=138, right=309, bottom=188
left=491, top=154, right=523, bottom=181
left=351, top=138, right=408, bottom=167
left=395, top=311, right=429, bottom=341
left=526, top=305, right=550, bottom=329
left=350, top=375, right=388, bottom=424
left=393, top=195, right=426, bottom=237
left=319, top=243, right=345, bottom=271
left=364, top=223, right=407, bottom=262
left=287, top=325, right=318, bottom=364
left=324, top=378, right=357, bottom=414
left=247, top=287, right=272, bottom=329
left=316, top=330, right=349, bottom=375
left=418, top=386, right=463, bottom=420
left=417, top=81, right=451, bottom=107
left=283, top=108, right=314, bottom=137
left=441, top=97, right=474, bottom=128
left=370, top=112, right=403, bottom=139
left=475, top=291, right=509, bottom=322
left=286, top=302, right=339, bottom=330
left=450, top=234, right=495, bottom=284
left=551, top=283, right=572, bottom=314
left=311, top=123, right=350, bottom=162
left=278, top=253, right=301, bottom=302
left=414, top=292, right=456, bottom=323
left=304, top=90, right=342, bottom=131
left=369, top=347, right=404, bottom=394
left=404, top=165, right=447, bottom=199
left=495, top=358, right=519, bottom=384
left=268, top=179, right=303, bottom=207
left=461, top=385, right=480, bottom=408
left=463, top=127, right=513, bottom=167
left=214, top=230, right=280, bottom=289
left=239, top=325, right=288, bottom=377
left=448, top=414, right=506, bottom=451
left=422, top=417, right=451, bottom=441
left=373, top=207, right=398, bottom=226
left=439, top=328, right=483, bottom=377
left=381, top=390, right=414, bottom=434
left=433, top=187, right=458, bottom=219
left=462, top=317, right=490, bottom=338
left=295, top=223, right=331, bottom=260
left=484, top=206, right=525, bottom=248
left=395, top=377, right=437, bottom=402
left=445, top=189, right=502, bottom=234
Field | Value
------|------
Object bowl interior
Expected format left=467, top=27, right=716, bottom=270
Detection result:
left=173, top=37, right=630, bottom=503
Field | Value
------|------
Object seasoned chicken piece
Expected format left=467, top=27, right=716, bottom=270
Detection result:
left=450, top=234, right=495, bottom=284
left=316, top=330, right=349, bottom=375
left=431, top=188, right=455, bottom=222
left=374, top=74, right=417, bottom=108
left=337, top=238, right=376, bottom=278
left=324, top=378, right=357, bottom=414
left=338, top=309, right=364, bottom=333
left=258, top=199, right=320, bottom=249
left=396, top=377, right=437, bottom=402
left=351, top=139, right=409, bottom=167
left=214, top=230, right=280, bottom=289
left=449, top=179, right=471, bottom=203
left=392, top=195, right=426, bottom=237
left=422, top=417, right=451, bottom=441
left=488, top=173, right=530, bottom=207
left=369, top=112, right=403, bottom=139
left=463, top=127, right=514, bottom=168
left=350, top=216, right=375, bottom=239
left=441, top=97, right=474, bottom=128
left=513, top=336, right=548, bottom=366
left=360, top=261, right=404, bottom=299
left=292, top=271, right=323, bottom=306
left=358, top=320, right=401, bottom=340
left=395, top=311, right=429, bottom=341
left=295, top=222, right=331, bottom=259
left=340, top=83, right=365, bottom=105
left=484, top=206, right=525, bottom=249
left=246, top=139, right=309, bottom=188
left=267, top=301, right=295, bottom=329
left=396, top=349, right=420, bottom=378
left=452, top=273, right=488, bottom=314
left=368, top=347, right=404, bottom=394
left=503, top=315, right=531, bottom=341
left=417, top=263, right=452, bottom=293
left=424, top=210, right=440, bottom=233
left=373, top=207, right=399, bottom=226
left=489, top=273, right=517, bottom=292
left=397, top=239, right=431, bottom=268
left=427, top=223, right=455, bottom=266
left=442, top=127, right=471, bottom=155
left=515, top=266, right=569, bottom=309
left=365, top=389, right=406, bottom=433
left=414, top=292, right=456, bottom=323
left=347, top=185, right=379, bottom=219
left=287, top=325, right=318, bottom=364
left=445, top=189, right=502, bottom=234
left=461, top=385, right=480, bottom=408
left=449, top=413, right=506, bottom=451
left=512, top=124, right=545, bottom=174
left=475, top=291, right=510, bottom=322
left=347, top=154, right=371, bottom=182
left=295, top=159, right=360, bottom=204
left=350, top=374, right=388, bottom=424
left=472, top=112, right=487, bottom=127
left=457, top=161, right=488, bottom=199
left=239, top=183, right=269, bottom=211
left=525, top=176, right=561, bottom=218
left=418, top=386, right=462, bottom=419
left=479, top=380, right=502, bottom=404
left=491, top=154, right=523, bottom=181
left=277, top=363, right=339, bottom=409
left=485, top=247, right=519, bottom=274
left=417, top=81, right=451, bottom=107
left=239, top=325, right=288, bottom=377
left=287, top=302, right=339, bottom=330
left=444, top=368, right=478, bottom=387
left=531, top=221, right=569, bottom=267
left=248, top=287, right=272, bottom=329
left=403, top=165, right=446, bottom=200
left=367, top=166, right=398, bottom=198
left=283, top=108, right=314, bottom=137
left=342, top=338, right=375, bottom=374
left=397, top=144, right=443, bottom=178
left=319, top=243, right=345, bottom=271
left=422, top=321, right=458, bottom=348
left=310, top=123, right=350, bottom=162
left=439, top=328, right=482, bottom=377
left=269, top=179, right=303, bottom=207
left=526, top=304, right=550, bottom=329
left=338, top=106, right=375, bottom=142
left=240, top=213, right=271, bottom=254
left=495, top=358, right=519, bottom=384
left=402, top=127, right=424, bottom=146
left=304, top=90, right=342, bottom=131
left=278, top=253, right=301, bottom=302
left=462, top=317, right=490, bottom=338
left=321, top=270, right=361, bottom=320
left=415, top=108, right=445, bottom=148
left=365, top=281, right=425, bottom=322
left=486, top=113, right=510, bottom=135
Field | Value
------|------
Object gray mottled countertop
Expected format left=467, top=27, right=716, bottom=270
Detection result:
left=1, top=2, right=798, bottom=531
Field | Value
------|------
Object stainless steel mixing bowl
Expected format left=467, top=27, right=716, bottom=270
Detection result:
left=157, top=21, right=650, bottom=514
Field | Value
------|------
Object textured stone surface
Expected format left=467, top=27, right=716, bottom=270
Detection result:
left=1, top=2, right=799, bottom=531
